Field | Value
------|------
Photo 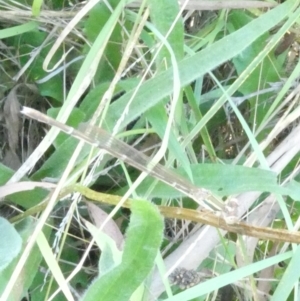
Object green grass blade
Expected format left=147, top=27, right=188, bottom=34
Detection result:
left=184, top=85, right=216, bottom=161
left=146, top=0, right=194, bottom=182
left=36, top=232, right=73, bottom=301
left=108, top=1, right=295, bottom=131
left=271, top=246, right=300, bottom=301
left=0, top=218, right=22, bottom=272
left=31, top=0, right=43, bottom=17
left=148, top=0, right=184, bottom=66
left=0, top=22, right=37, bottom=39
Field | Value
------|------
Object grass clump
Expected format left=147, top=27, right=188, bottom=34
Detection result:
left=1, top=1, right=300, bottom=300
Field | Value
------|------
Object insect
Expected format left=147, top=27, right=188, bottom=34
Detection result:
left=21, top=106, right=225, bottom=212
left=169, top=267, right=203, bottom=290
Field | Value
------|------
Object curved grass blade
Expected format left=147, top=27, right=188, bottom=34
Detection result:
left=81, top=200, right=163, bottom=301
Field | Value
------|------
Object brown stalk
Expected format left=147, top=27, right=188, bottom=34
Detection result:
left=10, top=183, right=300, bottom=244
left=74, top=184, right=300, bottom=244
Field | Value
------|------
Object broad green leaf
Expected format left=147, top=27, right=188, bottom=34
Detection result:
left=79, top=78, right=139, bottom=121
left=30, top=138, right=90, bottom=181
left=81, top=200, right=163, bottom=301
left=8, top=30, right=65, bottom=101
left=0, top=217, right=22, bottom=272
left=0, top=218, right=51, bottom=301
left=117, top=164, right=300, bottom=200
left=37, top=76, right=64, bottom=101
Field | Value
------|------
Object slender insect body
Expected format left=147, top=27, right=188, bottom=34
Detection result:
left=21, top=106, right=228, bottom=213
